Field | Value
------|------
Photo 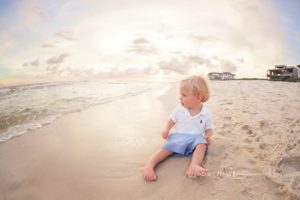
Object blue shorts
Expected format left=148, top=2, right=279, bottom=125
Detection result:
left=162, top=133, right=208, bottom=156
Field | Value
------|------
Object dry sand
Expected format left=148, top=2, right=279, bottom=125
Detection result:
left=0, top=80, right=299, bottom=200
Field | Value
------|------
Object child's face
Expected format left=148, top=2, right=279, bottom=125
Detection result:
left=179, top=86, right=202, bottom=109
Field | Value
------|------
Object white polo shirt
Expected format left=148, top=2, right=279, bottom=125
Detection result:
left=170, top=104, right=213, bottom=136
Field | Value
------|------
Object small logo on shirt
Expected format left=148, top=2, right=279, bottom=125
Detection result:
left=200, top=120, right=202, bottom=124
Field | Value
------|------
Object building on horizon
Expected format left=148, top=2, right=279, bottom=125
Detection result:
left=266, top=65, right=300, bottom=81
left=208, top=72, right=235, bottom=80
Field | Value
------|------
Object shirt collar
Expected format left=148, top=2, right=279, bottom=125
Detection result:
left=178, top=104, right=209, bottom=117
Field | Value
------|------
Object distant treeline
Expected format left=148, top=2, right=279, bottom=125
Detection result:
left=211, top=78, right=267, bottom=81
left=222, top=78, right=300, bottom=82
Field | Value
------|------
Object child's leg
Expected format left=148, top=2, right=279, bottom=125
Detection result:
left=185, top=144, right=208, bottom=177
left=143, top=149, right=173, bottom=181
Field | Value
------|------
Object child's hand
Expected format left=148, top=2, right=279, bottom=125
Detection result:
left=206, top=135, right=212, bottom=145
left=161, top=130, right=169, bottom=139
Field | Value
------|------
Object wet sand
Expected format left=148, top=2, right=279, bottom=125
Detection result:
left=0, top=80, right=299, bottom=200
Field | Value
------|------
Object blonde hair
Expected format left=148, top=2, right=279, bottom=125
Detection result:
left=180, top=75, right=210, bottom=102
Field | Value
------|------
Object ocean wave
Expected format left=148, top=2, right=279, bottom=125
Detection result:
left=0, top=114, right=60, bottom=143
left=0, top=80, right=167, bottom=143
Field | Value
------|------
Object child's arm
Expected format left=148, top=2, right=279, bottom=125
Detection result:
left=162, top=119, right=175, bottom=139
left=205, top=129, right=213, bottom=144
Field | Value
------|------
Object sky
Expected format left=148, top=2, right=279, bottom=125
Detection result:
left=0, top=0, right=299, bottom=85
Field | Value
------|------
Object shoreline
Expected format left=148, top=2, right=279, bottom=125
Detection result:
left=3, top=76, right=299, bottom=90
left=0, top=80, right=173, bottom=144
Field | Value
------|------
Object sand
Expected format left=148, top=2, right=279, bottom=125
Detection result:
left=0, top=80, right=299, bottom=200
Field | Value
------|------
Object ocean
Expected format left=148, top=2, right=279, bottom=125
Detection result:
left=0, top=79, right=171, bottom=143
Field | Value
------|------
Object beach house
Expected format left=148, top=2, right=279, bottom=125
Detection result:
left=208, top=72, right=235, bottom=80
left=266, top=65, right=300, bottom=81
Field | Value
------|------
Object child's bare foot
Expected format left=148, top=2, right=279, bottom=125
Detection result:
left=185, top=164, right=208, bottom=177
left=143, top=164, right=157, bottom=181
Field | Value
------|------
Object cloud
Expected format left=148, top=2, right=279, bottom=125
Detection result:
left=132, top=38, right=149, bottom=44
left=30, top=58, right=40, bottom=66
left=188, top=34, right=220, bottom=45
left=220, top=59, right=238, bottom=72
left=47, top=53, right=70, bottom=65
left=184, top=55, right=214, bottom=67
left=158, top=54, right=216, bottom=74
left=44, top=63, right=158, bottom=78
left=54, top=31, right=76, bottom=41
left=126, top=37, right=159, bottom=55
left=40, top=30, right=76, bottom=49
left=159, top=58, right=191, bottom=74
left=46, top=65, right=60, bottom=75
left=64, top=66, right=98, bottom=77
left=23, top=58, right=40, bottom=67
left=95, top=65, right=159, bottom=78
left=41, top=44, right=56, bottom=48
left=158, top=54, right=238, bottom=74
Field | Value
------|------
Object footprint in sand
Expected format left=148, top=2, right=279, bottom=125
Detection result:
left=291, top=119, right=300, bottom=129
left=218, top=131, right=227, bottom=136
left=241, top=124, right=251, bottom=131
left=223, top=146, right=240, bottom=161
left=291, top=176, right=300, bottom=196
left=259, top=143, right=266, bottom=149
left=241, top=187, right=252, bottom=197
left=255, top=136, right=261, bottom=143
left=246, top=130, right=256, bottom=137
left=224, top=116, right=232, bottom=120
left=277, top=156, right=300, bottom=174
left=241, top=125, right=256, bottom=143
left=259, top=120, right=269, bottom=128
left=222, top=123, right=230, bottom=129
left=243, top=137, right=253, bottom=144
left=286, top=141, right=297, bottom=151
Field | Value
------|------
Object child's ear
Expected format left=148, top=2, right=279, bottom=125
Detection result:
left=197, top=94, right=204, bottom=102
